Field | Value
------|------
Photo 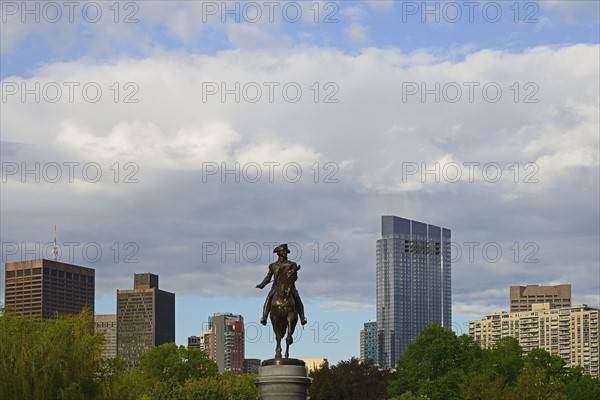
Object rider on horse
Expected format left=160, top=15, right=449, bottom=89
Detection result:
left=256, top=243, right=307, bottom=326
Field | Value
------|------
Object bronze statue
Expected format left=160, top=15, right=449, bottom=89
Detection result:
left=256, top=243, right=307, bottom=358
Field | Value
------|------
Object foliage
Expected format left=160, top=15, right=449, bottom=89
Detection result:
left=0, top=306, right=105, bottom=400
left=170, top=373, right=258, bottom=400
left=138, top=342, right=219, bottom=384
left=0, top=307, right=258, bottom=400
left=106, top=345, right=256, bottom=400
left=309, top=357, right=396, bottom=400
left=564, top=368, right=600, bottom=400
left=388, top=324, right=479, bottom=400
left=3, top=307, right=598, bottom=400
left=388, top=324, right=600, bottom=400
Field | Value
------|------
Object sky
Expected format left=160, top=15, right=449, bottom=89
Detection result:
left=1, top=0, right=599, bottom=365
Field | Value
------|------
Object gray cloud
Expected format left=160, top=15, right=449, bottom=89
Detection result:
left=1, top=44, right=598, bottom=316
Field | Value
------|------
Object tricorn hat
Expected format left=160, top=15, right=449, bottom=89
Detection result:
left=273, top=243, right=290, bottom=254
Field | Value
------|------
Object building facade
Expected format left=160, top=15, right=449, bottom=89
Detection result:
left=243, top=358, right=261, bottom=374
left=376, top=216, right=451, bottom=368
left=510, top=284, right=571, bottom=312
left=95, top=314, right=117, bottom=358
left=360, top=321, right=378, bottom=364
left=199, top=331, right=211, bottom=353
left=116, top=273, right=175, bottom=367
left=203, top=313, right=245, bottom=375
left=301, top=358, right=328, bottom=373
left=188, top=335, right=200, bottom=349
left=4, top=259, right=94, bottom=318
left=469, top=303, right=599, bottom=378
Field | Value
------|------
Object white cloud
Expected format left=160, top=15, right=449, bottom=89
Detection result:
left=320, top=300, right=374, bottom=313
left=540, top=0, right=600, bottom=24
left=1, top=44, right=598, bottom=309
left=362, top=0, right=395, bottom=14
left=341, top=5, right=369, bottom=21
left=344, top=23, right=368, bottom=45
left=454, top=303, right=505, bottom=318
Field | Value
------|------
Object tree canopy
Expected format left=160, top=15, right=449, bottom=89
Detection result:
left=3, top=308, right=599, bottom=400
left=0, top=307, right=257, bottom=400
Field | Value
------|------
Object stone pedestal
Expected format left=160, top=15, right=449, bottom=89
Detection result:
left=254, top=358, right=312, bottom=400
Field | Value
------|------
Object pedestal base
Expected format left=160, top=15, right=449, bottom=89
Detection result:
left=254, top=358, right=311, bottom=400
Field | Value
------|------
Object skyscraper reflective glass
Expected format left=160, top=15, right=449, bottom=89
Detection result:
left=376, top=216, right=451, bottom=368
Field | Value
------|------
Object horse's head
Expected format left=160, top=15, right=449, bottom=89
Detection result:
left=275, top=264, right=296, bottom=299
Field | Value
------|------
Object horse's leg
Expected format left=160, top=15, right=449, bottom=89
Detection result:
left=279, top=318, right=287, bottom=358
left=285, top=311, right=297, bottom=358
left=272, top=314, right=282, bottom=358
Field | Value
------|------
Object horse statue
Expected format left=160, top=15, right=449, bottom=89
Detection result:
left=270, top=263, right=300, bottom=358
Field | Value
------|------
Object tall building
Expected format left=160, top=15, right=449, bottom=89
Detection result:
left=116, top=273, right=175, bottom=367
left=203, top=313, right=245, bottom=375
left=376, top=215, right=451, bottom=368
left=4, top=259, right=94, bottom=318
left=360, top=321, right=378, bottom=364
left=510, top=284, right=571, bottom=312
left=469, top=303, right=599, bottom=378
left=95, top=314, right=117, bottom=358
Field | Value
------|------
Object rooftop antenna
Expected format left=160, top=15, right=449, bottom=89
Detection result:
left=53, top=224, right=58, bottom=261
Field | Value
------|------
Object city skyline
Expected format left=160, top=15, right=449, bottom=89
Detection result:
left=2, top=254, right=598, bottom=373
left=1, top=1, right=598, bottom=366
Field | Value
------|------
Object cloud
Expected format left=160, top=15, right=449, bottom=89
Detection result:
left=540, top=0, right=600, bottom=24
left=320, top=300, right=374, bottom=313
left=362, top=0, right=395, bottom=14
left=341, top=5, right=369, bottom=21
left=1, top=44, right=598, bottom=312
left=454, top=303, right=505, bottom=318
left=344, top=23, right=368, bottom=45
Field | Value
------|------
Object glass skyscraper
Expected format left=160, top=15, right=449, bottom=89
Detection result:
left=376, top=216, right=451, bottom=368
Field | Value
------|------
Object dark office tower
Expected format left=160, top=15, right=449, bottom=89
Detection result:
left=116, top=273, right=175, bottom=367
left=376, top=216, right=451, bottom=368
left=4, top=259, right=94, bottom=318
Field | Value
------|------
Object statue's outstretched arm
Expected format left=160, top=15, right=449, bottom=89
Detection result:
left=256, top=270, right=273, bottom=289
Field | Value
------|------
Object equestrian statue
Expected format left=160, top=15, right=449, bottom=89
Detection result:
left=256, top=243, right=307, bottom=358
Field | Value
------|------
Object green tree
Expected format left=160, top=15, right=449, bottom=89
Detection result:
left=219, top=372, right=258, bottom=400
left=563, top=367, right=600, bottom=400
left=523, top=348, right=566, bottom=383
left=508, top=363, right=566, bottom=400
left=459, top=371, right=506, bottom=400
left=138, top=342, right=218, bottom=385
left=486, top=337, right=524, bottom=386
left=390, top=393, right=427, bottom=399
left=388, top=324, right=478, bottom=400
left=309, top=357, right=395, bottom=400
left=0, top=307, right=105, bottom=400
